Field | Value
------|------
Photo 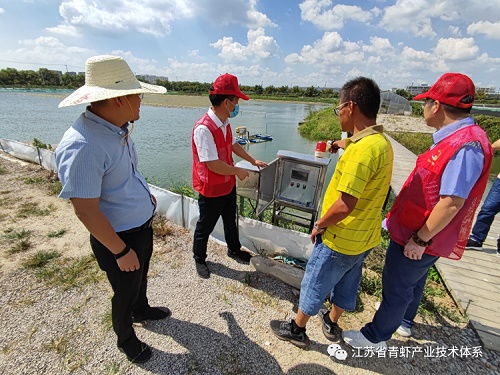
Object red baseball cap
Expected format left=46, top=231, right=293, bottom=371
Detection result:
left=209, top=73, right=250, bottom=100
left=413, top=73, right=475, bottom=109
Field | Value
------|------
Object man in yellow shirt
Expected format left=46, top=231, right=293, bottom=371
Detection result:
left=270, top=77, right=393, bottom=348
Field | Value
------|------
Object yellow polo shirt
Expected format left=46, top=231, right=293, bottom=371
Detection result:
left=321, top=125, right=393, bottom=255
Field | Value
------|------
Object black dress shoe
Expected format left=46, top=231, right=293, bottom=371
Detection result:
left=227, top=249, right=252, bottom=263
left=133, top=307, right=171, bottom=324
left=195, top=261, right=210, bottom=278
left=118, top=339, right=152, bottom=363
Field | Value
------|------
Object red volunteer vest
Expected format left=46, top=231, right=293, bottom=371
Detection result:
left=387, top=124, right=492, bottom=260
left=192, top=113, right=235, bottom=197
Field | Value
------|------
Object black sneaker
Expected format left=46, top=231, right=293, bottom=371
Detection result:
left=319, top=309, right=342, bottom=342
left=270, top=319, right=310, bottom=349
left=466, top=238, right=482, bottom=250
left=227, top=249, right=252, bottom=264
left=118, top=339, right=152, bottom=363
left=133, top=307, right=171, bottom=324
left=195, top=261, right=210, bottom=279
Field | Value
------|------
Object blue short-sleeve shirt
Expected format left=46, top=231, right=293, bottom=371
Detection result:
left=55, top=109, right=155, bottom=232
left=431, top=117, right=485, bottom=199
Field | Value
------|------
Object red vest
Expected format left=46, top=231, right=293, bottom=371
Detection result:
left=387, top=124, right=492, bottom=260
left=192, top=113, right=235, bottom=197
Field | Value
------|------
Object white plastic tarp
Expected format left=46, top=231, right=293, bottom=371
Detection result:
left=1, top=138, right=313, bottom=260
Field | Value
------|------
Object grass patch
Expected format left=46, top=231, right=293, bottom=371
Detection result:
left=0, top=164, right=7, bottom=175
left=101, top=310, right=113, bottom=331
left=23, top=250, right=61, bottom=268
left=9, top=239, right=31, bottom=254
left=48, top=229, right=67, bottom=238
left=23, top=176, right=46, bottom=185
left=47, top=179, right=62, bottom=196
left=169, top=183, right=197, bottom=198
left=298, top=106, right=342, bottom=141
left=3, top=228, right=31, bottom=241
left=43, top=336, right=68, bottom=354
left=32, top=254, right=103, bottom=290
left=17, top=202, right=56, bottom=218
left=387, top=131, right=433, bottom=155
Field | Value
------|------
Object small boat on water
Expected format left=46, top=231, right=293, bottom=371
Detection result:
left=236, top=137, right=249, bottom=145
left=253, top=134, right=273, bottom=141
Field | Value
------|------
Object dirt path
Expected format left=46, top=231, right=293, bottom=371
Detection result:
left=0, top=154, right=497, bottom=375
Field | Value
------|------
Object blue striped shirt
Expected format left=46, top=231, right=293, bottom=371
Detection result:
left=55, top=109, right=155, bottom=232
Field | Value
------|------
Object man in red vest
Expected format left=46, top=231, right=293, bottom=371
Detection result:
left=192, top=73, right=267, bottom=278
left=343, top=73, right=492, bottom=349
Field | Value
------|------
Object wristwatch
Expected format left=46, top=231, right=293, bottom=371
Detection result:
left=114, top=244, right=131, bottom=260
left=411, top=232, right=432, bottom=247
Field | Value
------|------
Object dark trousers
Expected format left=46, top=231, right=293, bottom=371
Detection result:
left=193, top=187, right=241, bottom=263
left=361, top=240, right=438, bottom=343
left=470, top=177, right=500, bottom=244
left=90, top=223, right=153, bottom=347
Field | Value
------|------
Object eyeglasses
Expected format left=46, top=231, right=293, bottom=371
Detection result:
left=334, top=101, right=354, bottom=116
left=422, top=98, right=435, bottom=108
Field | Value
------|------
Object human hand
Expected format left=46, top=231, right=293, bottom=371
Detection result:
left=329, top=139, right=347, bottom=153
left=236, top=168, right=249, bottom=181
left=252, top=159, right=268, bottom=168
left=403, top=239, right=426, bottom=260
left=117, top=249, right=141, bottom=272
left=309, top=227, right=325, bottom=243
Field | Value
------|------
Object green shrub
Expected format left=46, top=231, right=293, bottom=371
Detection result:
left=475, top=115, right=500, bottom=142
left=298, top=106, right=341, bottom=141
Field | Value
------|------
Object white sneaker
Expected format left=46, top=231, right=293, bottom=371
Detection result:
left=396, top=325, right=412, bottom=337
left=342, top=330, right=387, bottom=350
left=374, top=301, right=412, bottom=337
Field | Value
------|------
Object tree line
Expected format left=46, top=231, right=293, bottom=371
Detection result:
left=0, top=67, right=338, bottom=98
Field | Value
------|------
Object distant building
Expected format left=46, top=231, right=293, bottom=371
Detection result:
left=67, top=72, right=77, bottom=76
left=137, top=74, right=168, bottom=84
left=406, top=84, right=430, bottom=96
left=477, top=87, right=496, bottom=95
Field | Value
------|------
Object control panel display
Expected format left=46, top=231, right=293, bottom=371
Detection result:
left=277, top=161, right=320, bottom=209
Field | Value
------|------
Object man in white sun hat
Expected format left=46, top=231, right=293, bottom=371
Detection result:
left=55, top=55, right=168, bottom=363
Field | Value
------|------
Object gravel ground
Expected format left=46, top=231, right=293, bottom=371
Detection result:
left=0, top=154, right=499, bottom=375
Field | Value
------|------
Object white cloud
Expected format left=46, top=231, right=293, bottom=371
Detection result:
left=0, top=36, right=95, bottom=71
left=0, top=8, right=5, bottom=14
left=434, top=38, right=479, bottom=60
left=448, top=26, right=461, bottom=36
left=380, top=0, right=500, bottom=38
left=188, top=49, right=199, bottom=57
left=299, top=0, right=373, bottom=30
left=467, top=21, right=500, bottom=39
left=211, top=28, right=278, bottom=61
left=51, top=0, right=275, bottom=37
left=45, top=23, right=80, bottom=37
left=246, top=0, right=277, bottom=28
left=362, top=36, right=393, bottom=54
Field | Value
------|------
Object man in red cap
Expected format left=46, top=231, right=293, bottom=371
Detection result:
left=191, top=73, right=267, bottom=278
left=343, top=73, right=492, bottom=349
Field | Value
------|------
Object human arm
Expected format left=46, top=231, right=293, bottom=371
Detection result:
left=205, top=159, right=249, bottom=180
left=403, top=196, right=465, bottom=260
left=70, top=198, right=140, bottom=271
left=310, top=192, right=358, bottom=242
left=492, top=139, right=500, bottom=151
left=232, top=143, right=268, bottom=168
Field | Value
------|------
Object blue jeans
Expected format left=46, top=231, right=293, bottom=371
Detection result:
left=299, top=237, right=370, bottom=316
left=361, top=240, right=438, bottom=343
left=470, top=177, right=500, bottom=244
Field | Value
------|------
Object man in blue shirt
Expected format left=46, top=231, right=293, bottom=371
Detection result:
left=56, top=55, right=168, bottom=363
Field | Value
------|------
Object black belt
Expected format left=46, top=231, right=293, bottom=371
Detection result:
left=119, top=216, right=154, bottom=234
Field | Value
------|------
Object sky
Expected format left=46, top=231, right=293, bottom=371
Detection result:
left=0, top=0, right=499, bottom=90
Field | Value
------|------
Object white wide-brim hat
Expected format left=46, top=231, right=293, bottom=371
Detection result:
left=58, top=55, right=166, bottom=108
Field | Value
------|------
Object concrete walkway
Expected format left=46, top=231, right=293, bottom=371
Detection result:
left=387, top=134, right=500, bottom=352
